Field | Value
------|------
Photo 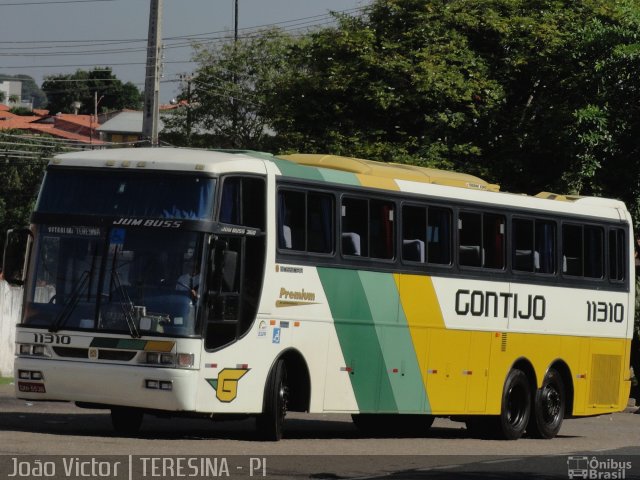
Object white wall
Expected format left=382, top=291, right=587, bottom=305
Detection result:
left=0, top=280, right=22, bottom=377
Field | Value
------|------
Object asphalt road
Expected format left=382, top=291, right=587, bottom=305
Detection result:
left=1, top=383, right=639, bottom=479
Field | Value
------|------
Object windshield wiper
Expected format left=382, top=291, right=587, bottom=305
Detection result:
left=108, top=245, right=140, bottom=339
left=49, top=270, right=90, bottom=333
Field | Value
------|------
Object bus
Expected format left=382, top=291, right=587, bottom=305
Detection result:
left=3, top=147, right=634, bottom=441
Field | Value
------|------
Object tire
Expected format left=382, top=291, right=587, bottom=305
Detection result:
left=528, top=368, right=565, bottom=439
left=256, top=359, right=288, bottom=441
left=352, top=414, right=434, bottom=436
left=110, top=407, right=143, bottom=436
left=489, top=368, right=531, bottom=440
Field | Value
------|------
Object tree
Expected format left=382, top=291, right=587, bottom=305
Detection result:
left=0, top=130, right=67, bottom=254
left=42, top=68, right=142, bottom=115
left=266, top=0, right=640, bottom=219
left=163, top=29, right=295, bottom=149
left=269, top=1, right=504, bottom=172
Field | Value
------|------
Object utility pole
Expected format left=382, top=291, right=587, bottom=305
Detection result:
left=234, top=0, right=238, bottom=44
left=179, top=74, right=192, bottom=147
left=142, top=0, right=163, bottom=146
left=231, top=0, right=238, bottom=147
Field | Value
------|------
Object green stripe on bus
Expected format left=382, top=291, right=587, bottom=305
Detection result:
left=318, top=168, right=361, bottom=186
left=271, top=158, right=325, bottom=182
left=358, top=270, right=428, bottom=413
left=90, top=338, right=147, bottom=350
left=317, top=267, right=398, bottom=413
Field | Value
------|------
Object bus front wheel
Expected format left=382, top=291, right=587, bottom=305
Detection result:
left=528, top=368, right=565, bottom=439
left=256, top=359, right=289, bottom=441
left=110, top=407, right=143, bottom=436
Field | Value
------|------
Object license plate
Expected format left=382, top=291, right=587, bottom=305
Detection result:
left=18, top=382, right=46, bottom=393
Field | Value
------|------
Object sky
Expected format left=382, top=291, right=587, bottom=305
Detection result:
left=0, top=0, right=369, bottom=104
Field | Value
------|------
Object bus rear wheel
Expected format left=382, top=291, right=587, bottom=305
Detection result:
left=256, top=359, right=288, bottom=441
left=110, top=407, right=143, bottom=436
left=489, top=368, right=531, bottom=440
left=528, top=368, right=565, bottom=439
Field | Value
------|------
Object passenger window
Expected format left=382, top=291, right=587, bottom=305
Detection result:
left=307, top=193, right=334, bottom=254
left=535, top=220, right=556, bottom=274
left=562, top=224, right=583, bottom=276
left=562, top=224, right=604, bottom=278
left=278, top=189, right=334, bottom=254
left=484, top=214, right=505, bottom=269
left=342, top=198, right=368, bottom=256
left=219, top=177, right=265, bottom=229
left=370, top=200, right=394, bottom=259
left=513, top=219, right=556, bottom=274
left=584, top=226, right=604, bottom=278
left=513, top=219, right=534, bottom=271
left=402, top=206, right=426, bottom=263
left=459, top=212, right=505, bottom=269
left=427, top=207, right=451, bottom=265
left=459, top=212, right=482, bottom=267
left=342, top=197, right=394, bottom=259
left=278, top=190, right=305, bottom=250
left=609, top=229, right=625, bottom=282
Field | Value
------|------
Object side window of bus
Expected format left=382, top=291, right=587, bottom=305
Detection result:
left=458, top=212, right=505, bottom=269
left=562, top=224, right=583, bottom=276
left=342, top=198, right=368, bottom=257
left=609, top=228, right=626, bottom=282
left=584, top=226, right=604, bottom=278
left=428, top=207, right=452, bottom=264
left=459, top=212, right=482, bottom=267
left=370, top=200, right=394, bottom=259
left=219, top=176, right=265, bottom=229
left=513, top=218, right=556, bottom=274
left=402, top=205, right=451, bottom=264
left=278, top=189, right=334, bottom=254
left=563, top=224, right=604, bottom=278
left=341, top=197, right=394, bottom=259
left=402, top=205, right=427, bottom=262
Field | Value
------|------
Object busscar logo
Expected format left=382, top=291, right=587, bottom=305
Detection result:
left=567, top=456, right=632, bottom=479
left=113, top=218, right=182, bottom=228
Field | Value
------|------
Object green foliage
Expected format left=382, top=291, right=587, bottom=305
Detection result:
left=163, top=29, right=296, bottom=149
left=42, top=68, right=142, bottom=115
left=8, top=107, right=35, bottom=116
left=0, top=131, right=66, bottom=253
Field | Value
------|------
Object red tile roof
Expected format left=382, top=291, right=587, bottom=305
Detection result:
left=0, top=111, right=103, bottom=144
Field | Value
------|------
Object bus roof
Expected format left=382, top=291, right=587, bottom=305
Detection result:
left=279, top=154, right=501, bottom=192
left=51, top=148, right=628, bottom=217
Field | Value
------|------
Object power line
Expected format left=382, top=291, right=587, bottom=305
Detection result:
left=0, top=0, right=117, bottom=5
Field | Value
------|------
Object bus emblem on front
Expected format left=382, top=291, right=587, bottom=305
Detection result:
left=206, top=368, right=250, bottom=403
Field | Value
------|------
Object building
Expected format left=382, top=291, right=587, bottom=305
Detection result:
left=0, top=107, right=103, bottom=145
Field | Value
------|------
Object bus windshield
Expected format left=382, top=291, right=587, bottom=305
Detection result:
left=23, top=226, right=205, bottom=338
left=37, top=170, right=215, bottom=219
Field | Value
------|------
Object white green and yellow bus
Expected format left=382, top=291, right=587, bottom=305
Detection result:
left=4, top=147, right=633, bottom=440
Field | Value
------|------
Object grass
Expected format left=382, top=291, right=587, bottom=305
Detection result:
left=0, top=377, right=14, bottom=385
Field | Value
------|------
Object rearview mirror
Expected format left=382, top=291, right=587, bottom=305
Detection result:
left=3, top=228, right=33, bottom=286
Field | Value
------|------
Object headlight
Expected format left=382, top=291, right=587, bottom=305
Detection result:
left=144, top=351, right=194, bottom=368
left=17, top=344, right=51, bottom=357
